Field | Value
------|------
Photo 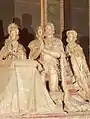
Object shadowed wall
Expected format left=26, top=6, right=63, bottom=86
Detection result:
left=14, top=0, right=41, bottom=32
left=0, top=0, right=14, bottom=36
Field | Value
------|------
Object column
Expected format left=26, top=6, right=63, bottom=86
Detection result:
left=41, top=0, right=44, bottom=26
left=60, top=0, right=64, bottom=39
left=41, top=0, right=47, bottom=28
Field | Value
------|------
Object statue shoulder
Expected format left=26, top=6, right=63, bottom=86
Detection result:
left=54, top=37, right=64, bottom=50
left=68, top=43, right=84, bottom=57
left=53, top=37, right=63, bottom=45
left=73, top=43, right=83, bottom=52
left=29, top=39, right=42, bottom=60
left=5, top=38, right=10, bottom=46
left=28, top=39, right=41, bottom=50
left=44, top=37, right=63, bottom=45
left=17, top=44, right=26, bottom=59
left=18, top=44, right=26, bottom=51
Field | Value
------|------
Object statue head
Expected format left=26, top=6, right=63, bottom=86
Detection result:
left=36, top=26, right=44, bottom=39
left=8, top=23, right=19, bottom=41
left=44, top=22, right=55, bottom=37
left=66, top=30, right=77, bottom=43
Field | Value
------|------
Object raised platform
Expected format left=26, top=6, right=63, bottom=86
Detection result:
left=0, top=112, right=90, bottom=119
left=0, top=60, right=90, bottom=119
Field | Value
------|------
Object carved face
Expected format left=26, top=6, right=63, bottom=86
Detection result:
left=67, top=33, right=74, bottom=42
left=9, top=29, right=19, bottom=41
left=36, top=26, right=43, bottom=38
left=67, top=30, right=77, bottom=42
left=45, top=23, right=55, bottom=37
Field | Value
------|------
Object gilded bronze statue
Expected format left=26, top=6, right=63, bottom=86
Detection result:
left=66, top=30, right=90, bottom=101
left=0, top=23, right=26, bottom=60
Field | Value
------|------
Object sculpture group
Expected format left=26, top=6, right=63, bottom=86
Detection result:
left=0, top=22, right=90, bottom=114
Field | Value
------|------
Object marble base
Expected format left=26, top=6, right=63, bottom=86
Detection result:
left=0, top=112, right=90, bottom=119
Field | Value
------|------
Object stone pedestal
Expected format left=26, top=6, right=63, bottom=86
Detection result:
left=0, top=112, right=90, bottom=119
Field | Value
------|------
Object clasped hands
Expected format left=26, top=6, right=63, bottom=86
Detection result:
left=40, top=40, right=45, bottom=52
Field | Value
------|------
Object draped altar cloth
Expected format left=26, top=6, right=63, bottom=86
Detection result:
left=0, top=60, right=58, bottom=114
